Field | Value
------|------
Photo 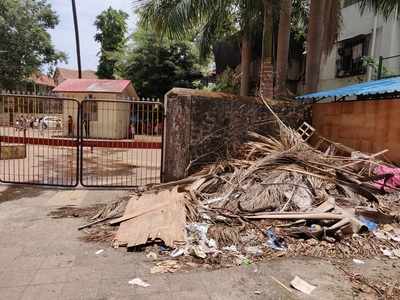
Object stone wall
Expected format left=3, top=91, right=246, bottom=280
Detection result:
left=163, top=88, right=309, bottom=181
left=312, top=99, right=400, bottom=162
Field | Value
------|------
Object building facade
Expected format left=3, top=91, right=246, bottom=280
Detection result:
left=319, top=0, right=400, bottom=91
left=53, top=79, right=138, bottom=139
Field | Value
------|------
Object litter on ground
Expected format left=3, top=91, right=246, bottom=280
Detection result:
left=128, top=278, right=150, bottom=288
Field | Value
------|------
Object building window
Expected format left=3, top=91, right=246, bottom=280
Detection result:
left=336, top=35, right=369, bottom=78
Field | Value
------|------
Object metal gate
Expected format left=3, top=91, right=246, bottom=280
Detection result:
left=80, top=99, right=163, bottom=187
left=0, top=94, right=163, bottom=187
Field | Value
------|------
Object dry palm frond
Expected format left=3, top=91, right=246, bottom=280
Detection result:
left=91, top=197, right=129, bottom=220
left=208, top=225, right=242, bottom=247
left=184, top=194, right=200, bottom=223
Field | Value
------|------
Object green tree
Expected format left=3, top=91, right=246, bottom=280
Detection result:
left=94, top=7, right=129, bottom=79
left=121, top=31, right=203, bottom=98
left=0, top=0, right=65, bottom=89
left=137, top=0, right=264, bottom=96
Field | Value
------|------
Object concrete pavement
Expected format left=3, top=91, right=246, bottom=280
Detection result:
left=0, top=184, right=398, bottom=300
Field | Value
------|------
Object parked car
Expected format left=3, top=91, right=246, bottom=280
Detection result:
left=41, top=116, right=62, bottom=129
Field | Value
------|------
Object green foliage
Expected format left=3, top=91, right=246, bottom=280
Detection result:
left=94, top=7, right=128, bottom=79
left=138, top=0, right=264, bottom=61
left=291, top=0, right=309, bottom=43
left=121, top=31, right=203, bottom=98
left=0, top=0, right=66, bottom=89
left=210, top=68, right=240, bottom=94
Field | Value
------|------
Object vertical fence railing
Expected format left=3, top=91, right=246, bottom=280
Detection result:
left=79, top=98, right=164, bottom=187
left=0, top=92, right=80, bottom=186
left=0, top=92, right=164, bottom=187
left=377, top=54, right=400, bottom=80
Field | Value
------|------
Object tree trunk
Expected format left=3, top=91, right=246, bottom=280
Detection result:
left=240, top=32, right=251, bottom=96
left=305, top=0, right=325, bottom=93
left=275, top=0, right=292, bottom=97
left=260, top=0, right=274, bottom=99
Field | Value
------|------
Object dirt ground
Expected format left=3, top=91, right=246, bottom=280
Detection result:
left=0, top=184, right=399, bottom=300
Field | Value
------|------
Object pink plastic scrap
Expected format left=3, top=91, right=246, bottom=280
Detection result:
left=373, top=165, right=400, bottom=192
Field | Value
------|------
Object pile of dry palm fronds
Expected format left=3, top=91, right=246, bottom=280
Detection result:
left=144, top=123, right=400, bottom=263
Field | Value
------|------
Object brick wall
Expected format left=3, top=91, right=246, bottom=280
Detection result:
left=312, top=99, right=400, bottom=161
left=163, top=88, right=309, bottom=181
left=260, top=59, right=274, bottom=99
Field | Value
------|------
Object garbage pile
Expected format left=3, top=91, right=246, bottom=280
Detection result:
left=82, top=109, right=400, bottom=269
left=142, top=127, right=399, bottom=265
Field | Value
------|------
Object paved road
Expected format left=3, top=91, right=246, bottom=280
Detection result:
left=0, top=185, right=398, bottom=299
left=0, top=145, right=161, bottom=186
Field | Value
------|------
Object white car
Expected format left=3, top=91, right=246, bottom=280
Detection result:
left=41, top=116, right=62, bottom=129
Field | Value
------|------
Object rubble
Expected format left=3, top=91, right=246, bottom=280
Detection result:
left=81, top=99, right=400, bottom=271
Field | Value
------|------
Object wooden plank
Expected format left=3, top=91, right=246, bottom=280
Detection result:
left=115, top=189, right=186, bottom=248
left=244, top=212, right=344, bottom=220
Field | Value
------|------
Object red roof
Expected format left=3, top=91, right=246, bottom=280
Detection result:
left=53, top=79, right=132, bottom=93
left=29, top=73, right=55, bottom=87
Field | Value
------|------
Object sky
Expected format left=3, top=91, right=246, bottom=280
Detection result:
left=47, top=0, right=138, bottom=71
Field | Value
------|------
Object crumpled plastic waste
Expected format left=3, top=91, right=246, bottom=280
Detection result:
left=373, top=165, right=400, bottom=192
left=245, top=246, right=263, bottom=256
left=170, top=248, right=185, bottom=258
left=186, top=223, right=209, bottom=242
left=358, top=216, right=378, bottom=232
left=128, top=278, right=150, bottom=287
left=185, top=223, right=219, bottom=258
left=265, top=228, right=287, bottom=251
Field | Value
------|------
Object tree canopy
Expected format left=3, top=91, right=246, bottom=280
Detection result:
left=137, top=0, right=264, bottom=59
left=94, top=7, right=129, bottom=79
left=121, top=31, right=203, bottom=98
left=0, top=0, right=65, bottom=89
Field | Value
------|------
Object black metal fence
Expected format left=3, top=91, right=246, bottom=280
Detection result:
left=0, top=93, right=79, bottom=186
left=80, top=99, right=163, bottom=187
left=0, top=93, right=164, bottom=187
left=377, top=55, right=400, bottom=79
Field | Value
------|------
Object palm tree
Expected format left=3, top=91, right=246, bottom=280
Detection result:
left=275, top=0, right=292, bottom=97
left=304, top=0, right=400, bottom=93
left=304, top=0, right=324, bottom=93
left=305, top=0, right=341, bottom=93
left=359, top=0, right=400, bottom=17
left=136, top=0, right=263, bottom=96
left=260, top=0, right=273, bottom=99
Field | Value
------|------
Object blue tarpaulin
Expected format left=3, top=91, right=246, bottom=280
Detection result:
left=297, top=77, right=400, bottom=101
